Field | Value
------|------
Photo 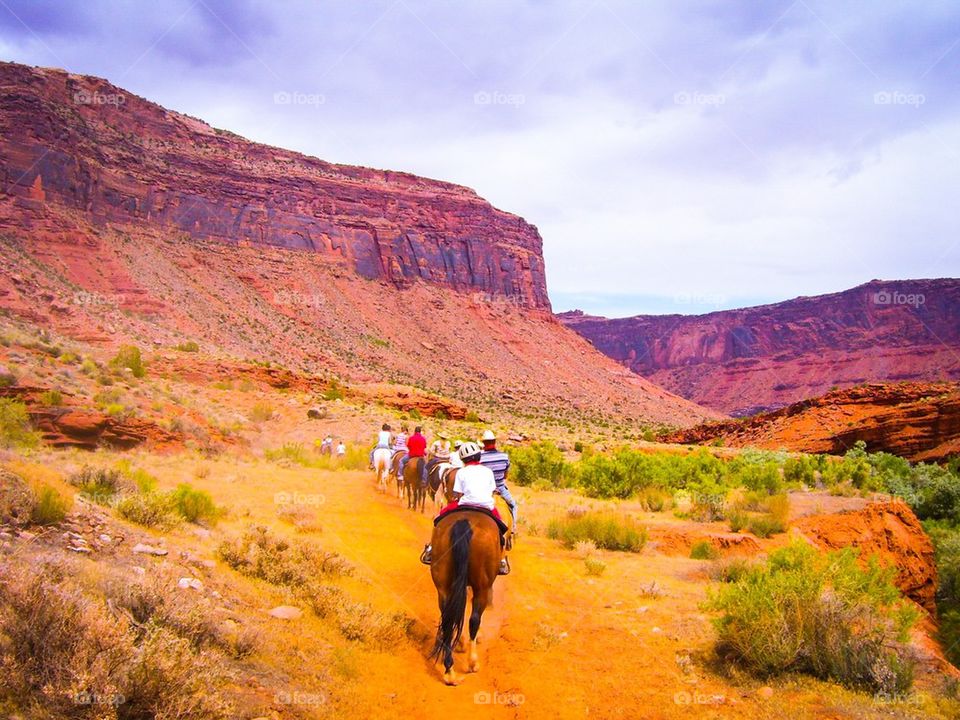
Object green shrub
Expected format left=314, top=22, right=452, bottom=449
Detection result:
left=0, top=399, right=39, bottom=449
left=116, top=492, right=179, bottom=529
left=175, top=341, right=200, bottom=352
left=728, top=509, right=748, bottom=533
left=38, top=389, right=63, bottom=406
left=171, top=483, right=218, bottom=524
left=637, top=486, right=669, bottom=512
left=924, top=520, right=960, bottom=666
left=546, top=512, right=647, bottom=552
left=30, top=485, right=70, bottom=525
left=508, top=441, right=572, bottom=488
left=464, top=410, right=481, bottom=423
left=706, top=541, right=918, bottom=694
left=0, top=366, right=16, bottom=387
left=110, top=345, right=145, bottom=378
left=68, top=466, right=126, bottom=504
left=584, top=557, right=606, bottom=576
left=249, top=402, right=273, bottom=423
left=690, top=540, right=719, bottom=560
left=217, top=526, right=351, bottom=588
left=747, top=513, right=787, bottom=538
left=323, top=379, right=344, bottom=401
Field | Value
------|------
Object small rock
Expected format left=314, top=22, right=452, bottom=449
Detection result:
left=132, top=543, right=168, bottom=556
left=67, top=546, right=91, bottom=554
left=268, top=605, right=303, bottom=620
left=99, top=534, right=112, bottom=543
left=177, top=577, right=204, bottom=591
left=651, top=626, right=661, bottom=634
left=131, top=566, right=146, bottom=576
left=756, top=686, right=774, bottom=700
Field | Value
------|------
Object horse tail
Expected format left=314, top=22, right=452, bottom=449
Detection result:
left=430, top=518, right=472, bottom=661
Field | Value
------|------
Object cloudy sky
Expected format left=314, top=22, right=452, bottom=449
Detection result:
left=1, top=0, right=957, bottom=316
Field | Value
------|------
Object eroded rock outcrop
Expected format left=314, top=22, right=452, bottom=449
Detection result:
left=560, top=280, right=960, bottom=415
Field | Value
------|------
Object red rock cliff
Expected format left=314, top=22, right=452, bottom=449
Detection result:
left=0, top=61, right=550, bottom=310
left=560, top=280, right=960, bottom=415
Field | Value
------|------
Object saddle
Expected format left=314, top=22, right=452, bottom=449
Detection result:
left=433, top=505, right=510, bottom=537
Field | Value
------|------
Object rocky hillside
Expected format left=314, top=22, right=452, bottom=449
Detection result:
left=0, top=61, right=715, bottom=429
left=559, top=279, right=960, bottom=416
left=666, top=381, right=960, bottom=462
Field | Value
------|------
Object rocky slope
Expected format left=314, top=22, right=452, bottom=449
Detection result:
left=0, top=61, right=715, bottom=428
left=559, top=279, right=960, bottom=416
left=666, top=381, right=960, bottom=462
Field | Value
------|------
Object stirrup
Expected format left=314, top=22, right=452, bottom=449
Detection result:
left=420, top=545, right=432, bottom=566
left=498, top=557, right=511, bottom=576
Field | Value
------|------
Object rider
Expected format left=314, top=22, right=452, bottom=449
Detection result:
left=480, top=430, right=518, bottom=531
left=398, top=424, right=429, bottom=487
left=420, top=441, right=510, bottom=575
left=393, top=424, right=409, bottom=454
left=426, top=432, right=452, bottom=481
left=368, top=423, right=393, bottom=468
left=449, top=440, right=464, bottom=468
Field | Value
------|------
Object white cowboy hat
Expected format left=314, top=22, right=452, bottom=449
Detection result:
left=481, top=430, right=496, bottom=441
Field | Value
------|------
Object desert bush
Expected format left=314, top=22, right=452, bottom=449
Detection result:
left=69, top=465, right=126, bottom=503
left=687, top=478, right=727, bottom=521
left=39, top=389, right=63, bottom=406
left=217, top=526, right=352, bottom=588
left=175, top=340, right=200, bottom=352
left=706, top=540, right=918, bottom=694
left=746, top=513, right=786, bottom=538
left=0, top=398, right=39, bottom=448
left=508, top=441, right=572, bottom=487
left=306, top=583, right=416, bottom=648
left=584, top=557, right=607, bottom=576
left=277, top=504, right=322, bottom=533
left=323, top=378, right=344, bottom=401
left=31, top=483, right=70, bottom=525
left=116, top=491, right=179, bottom=529
left=171, top=483, right=218, bottom=524
left=265, top=441, right=308, bottom=465
left=637, top=486, right=669, bottom=512
left=249, top=402, right=274, bottom=422
left=546, top=512, right=647, bottom=552
left=0, top=469, right=35, bottom=525
left=690, top=540, right=719, bottom=560
left=0, top=561, right=233, bottom=718
left=464, top=410, right=481, bottom=423
left=924, top=520, right=960, bottom=666
left=109, top=344, right=146, bottom=378
left=709, top=557, right=757, bottom=583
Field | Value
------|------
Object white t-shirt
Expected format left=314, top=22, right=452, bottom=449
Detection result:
left=376, top=430, right=392, bottom=448
left=336, top=443, right=346, bottom=456
left=449, top=452, right=464, bottom=469
left=453, top=464, right=496, bottom=510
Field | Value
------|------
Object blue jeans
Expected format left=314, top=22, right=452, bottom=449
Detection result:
left=399, top=454, right=428, bottom=485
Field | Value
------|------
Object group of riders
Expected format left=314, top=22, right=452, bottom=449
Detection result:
left=370, top=423, right=516, bottom=575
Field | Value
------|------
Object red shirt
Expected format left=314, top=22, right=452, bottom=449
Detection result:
left=407, top=432, right=427, bottom=457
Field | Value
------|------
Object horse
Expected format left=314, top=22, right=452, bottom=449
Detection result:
left=403, top=456, right=427, bottom=512
left=429, top=510, right=502, bottom=685
left=429, top=464, right=456, bottom=512
left=390, top=450, right=406, bottom=499
left=372, top=447, right=392, bottom=493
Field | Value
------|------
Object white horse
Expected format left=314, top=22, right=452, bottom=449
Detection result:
left=372, top=448, right=392, bottom=493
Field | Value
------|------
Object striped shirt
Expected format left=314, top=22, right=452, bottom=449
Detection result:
left=480, top=448, right=510, bottom=486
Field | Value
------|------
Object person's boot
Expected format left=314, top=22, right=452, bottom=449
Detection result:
left=498, top=556, right=510, bottom=575
left=420, top=544, right=432, bottom=565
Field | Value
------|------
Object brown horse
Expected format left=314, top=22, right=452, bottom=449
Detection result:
left=402, top=456, right=427, bottom=512
left=429, top=510, right=501, bottom=684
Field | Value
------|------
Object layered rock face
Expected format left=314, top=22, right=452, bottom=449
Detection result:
left=666, top=381, right=960, bottom=462
left=560, top=279, right=960, bottom=415
left=0, top=61, right=549, bottom=309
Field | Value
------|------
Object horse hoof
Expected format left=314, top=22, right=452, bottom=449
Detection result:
left=468, top=660, right=480, bottom=673
left=442, top=670, right=461, bottom=686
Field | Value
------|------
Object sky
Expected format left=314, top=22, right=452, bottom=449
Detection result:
left=1, top=0, right=958, bottom=317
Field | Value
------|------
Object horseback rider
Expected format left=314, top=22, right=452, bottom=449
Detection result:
left=421, top=441, right=510, bottom=575
left=368, top=423, right=393, bottom=468
left=393, top=424, right=409, bottom=454
left=426, top=431, right=451, bottom=482
left=479, top=430, right=518, bottom=531
left=449, top=440, right=464, bottom=468
left=398, top=424, right=429, bottom=487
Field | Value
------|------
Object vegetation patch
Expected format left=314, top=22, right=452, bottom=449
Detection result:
left=547, top=511, right=647, bottom=552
